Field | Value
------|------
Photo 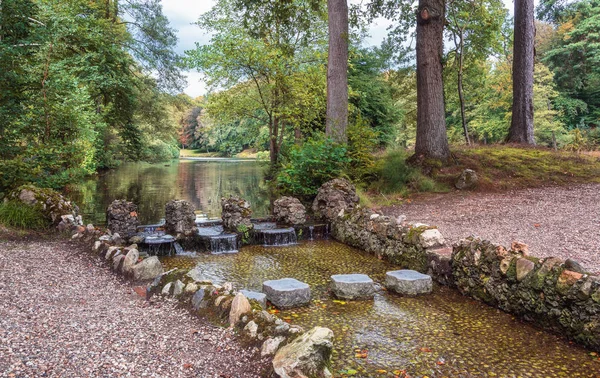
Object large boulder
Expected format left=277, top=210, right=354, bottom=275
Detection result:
left=9, top=185, right=79, bottom=226
left=106, top=200, right=139, bottom=238
left=273, top=197, right=307, bottom=225
left=221, top=196, right=253, bottom=232
left=272, top=327, right=334, bottom=378
left=165, top=200, right=197, bottom=237
left=132, top=256, right=164, bottom=281
left=312, top=178, right=359, bottom=221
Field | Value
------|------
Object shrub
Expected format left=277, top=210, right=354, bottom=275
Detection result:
left=276, top=137, right=350, bottom=197
left=0, top=201, right=50, bottom=230
left=372, top=149, right=441, bottom=195
left=347, top=118, right=379, bottom=182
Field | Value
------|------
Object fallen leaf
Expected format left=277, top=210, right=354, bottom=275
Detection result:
left=419, top=347, right=432, bottom=353
left=183, top=363, right=192, bottom=369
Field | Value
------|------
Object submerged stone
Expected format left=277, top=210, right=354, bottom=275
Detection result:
left=330, top=274, right=375, bottom=300
left=385, top=270, right=432, bottom=295
left=263, top=278, right=311, bottom=309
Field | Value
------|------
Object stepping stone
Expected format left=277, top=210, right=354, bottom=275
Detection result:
left=385, top=270, right=432, bottom=295
left=263, top=278, right=310, bottom=309
left=240, top=289, right=268, bottom=309
left=330, top=274, right=375, bottom=300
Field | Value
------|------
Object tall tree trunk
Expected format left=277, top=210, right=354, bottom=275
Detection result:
left=326, top=0, right=348, bottom=144
left=270, top=116, right=279, bottom=166
left=415, top=0, right=451, bottom=161
left=507, top=0, right=535, bottom=144
left=456, top=32, right=470, bottom=146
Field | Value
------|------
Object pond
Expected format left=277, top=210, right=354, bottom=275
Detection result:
left=161, top=240, right=599, bottom=378
left=67, top=159, right=270, bottom=225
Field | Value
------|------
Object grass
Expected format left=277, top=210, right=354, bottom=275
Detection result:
left=364, top=145, right=600, bottom=204
left=0, top=201, right=50, bottom=230
left=439, top=145, right=600, bottom=191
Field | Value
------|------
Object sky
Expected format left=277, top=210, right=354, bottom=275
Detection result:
left=161, top=0, right=525, bottom=98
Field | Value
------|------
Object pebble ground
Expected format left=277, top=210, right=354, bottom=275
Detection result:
left=383, top=183, right=600, bottom=273
left=0, top=236, right=269, bottom=377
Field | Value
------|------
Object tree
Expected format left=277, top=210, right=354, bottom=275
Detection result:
left=326, top=0, right=349, bottom=143
left=186, top=0, right=328, bottom=166
left=445, top=0, right=506, bottom=145
left=541, top=0, right=600, bottom=129
left=414, top=0, right=451, bottom=161
left=507, top=0, right=536, bottom=144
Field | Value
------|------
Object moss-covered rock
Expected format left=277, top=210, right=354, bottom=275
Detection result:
left=9, top=185, right=79, bottom=226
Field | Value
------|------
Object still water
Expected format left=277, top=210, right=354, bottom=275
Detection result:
left=67, top=159, right=270, bottom=225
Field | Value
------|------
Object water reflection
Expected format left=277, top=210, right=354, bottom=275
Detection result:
left=67, top=159, right=269, bottom=225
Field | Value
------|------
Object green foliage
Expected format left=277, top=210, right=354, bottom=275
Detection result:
left=0, top=0, right=182, bottom=193
left=0, top=201, right=49, bottom=230
left=346, top=118, right=379, bottom=182
left=372, top=150, right=440, bottom=195
left=542, top=0, right=600, bottom=129
left=348, top=48, right=401, bottom=146
left=277, top=137, right=350, bottom=197
left=185, top=0, right=328, bottom=164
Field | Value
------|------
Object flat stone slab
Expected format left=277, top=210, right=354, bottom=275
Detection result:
left=263, top=278, right=310, bottom=309
left=331, top=274, right=375, bottom=300
left=385, top=270, right=432, bottom=296
left=240, top=289, right=267, bottom=309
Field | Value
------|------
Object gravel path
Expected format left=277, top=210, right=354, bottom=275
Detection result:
left=382, top=183, right=600, bottom=274
left=0, top=237, right=268, bottom=377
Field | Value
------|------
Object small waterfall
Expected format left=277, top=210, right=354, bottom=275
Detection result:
left=173, top=242, right=184, bottom=254
left=308, top=226, right=314, bottom=241
left=261, top=228, right=298, bottom=247
left=145, top=235, right=175, bottom=256
left=209, top=234, right=239, bottom=254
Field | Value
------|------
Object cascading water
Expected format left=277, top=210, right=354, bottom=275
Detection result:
left=209, top=234, right=239, bottom=254
left=173, top=242, right=184, bottom=254
left=144, top=234, right=175, bottom=256
left=308, top=226, right=314, bottom=241
left=260, top=227, right=298, bottom=247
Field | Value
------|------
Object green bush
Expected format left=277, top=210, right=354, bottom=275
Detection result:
left=0, top=201, right=50, bottom=230
left=347, top=118, right=379, bottom=182
left=276, top=137, right=350, bottom=197
left=372, top=149, right=441, bottom=195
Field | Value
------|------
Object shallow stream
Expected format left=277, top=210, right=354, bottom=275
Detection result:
left=162, top=240, right=599, bottom=377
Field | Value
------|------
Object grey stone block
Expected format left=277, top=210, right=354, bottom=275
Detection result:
left=263, top=278, right=310, bottom=309
left=330, top=274, right=375, bottom=300
left=385, top=270, right=432, bottom=295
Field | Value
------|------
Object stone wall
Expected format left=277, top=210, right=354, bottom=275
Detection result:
left=452, top=237, right=600, bottom=349
left=330, top=207, right=451, bottom=282
left=329, top=205, right=600, bottom=349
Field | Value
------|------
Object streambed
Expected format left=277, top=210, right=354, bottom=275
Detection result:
left=161, top=240, right=599, bottom=377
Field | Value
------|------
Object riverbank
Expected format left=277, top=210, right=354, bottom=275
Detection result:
left=0, top=231, right=269, bottom=377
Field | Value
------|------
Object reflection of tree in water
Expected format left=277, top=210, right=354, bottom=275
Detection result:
left=178, top=160, right=270, bottom=218
left=68, top=161, right=269, bottom=225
